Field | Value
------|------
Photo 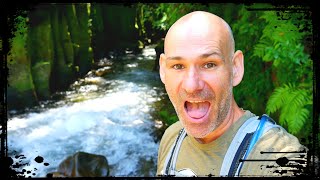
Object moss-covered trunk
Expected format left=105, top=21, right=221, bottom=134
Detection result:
left=27, top=4, right=53, bottom=100
left=60, top=6, right=74, bottom=67
left=64, top=4, right=92, bottom=76
left=7, top=15, right=38, bottom=109
left=91, top=3, right=106, bottom=62
left=49, top=4, right=74, bottom=92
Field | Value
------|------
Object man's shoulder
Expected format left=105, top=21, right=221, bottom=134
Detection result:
left=254, top=115, right=307, bottom=151
left=240, top=113, right=307, bottom=155
left=252, top=119, right=308, bottom=162
left=240, top=116, right=308, bottom=176
left=262, top=125, right=306, bottom=149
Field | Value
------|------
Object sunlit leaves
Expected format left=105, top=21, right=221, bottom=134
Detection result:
left=254, top=11, right=310, bottom=67
left=9, top=15, right=28, bottom=63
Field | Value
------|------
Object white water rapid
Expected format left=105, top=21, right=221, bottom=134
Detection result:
left=7, top=47, right=165, bottom=177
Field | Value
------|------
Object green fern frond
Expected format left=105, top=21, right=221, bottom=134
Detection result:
left=266, top=84, right=294, bottom=114
left=287, top=108, right=309, bottom=134
left=266, top=84, right=312, bottom=135
left=280, top=89, right=309, bottom=133
left=253, top=38, right=273, bottom=59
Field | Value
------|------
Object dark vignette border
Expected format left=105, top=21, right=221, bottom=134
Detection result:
left=311, top=1, right=320, bottom=176
left=1, top=2, right=38, bottom=178
left=0, top=0, right=319, bottom=178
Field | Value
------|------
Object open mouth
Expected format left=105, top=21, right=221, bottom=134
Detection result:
left=184, top=100, right=210, bottom=120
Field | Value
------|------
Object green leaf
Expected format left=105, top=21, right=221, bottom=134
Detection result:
left=267, top=84, right=312, bottom=135
left=266, top=84, right=293, bottom=114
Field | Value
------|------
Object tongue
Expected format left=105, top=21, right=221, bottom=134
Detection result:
left=185, top=101, right=210, bottom=119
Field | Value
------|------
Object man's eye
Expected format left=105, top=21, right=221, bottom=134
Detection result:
left=172, top=64, right=184, bottom=70
left=203, top=62, right=215, bottom=69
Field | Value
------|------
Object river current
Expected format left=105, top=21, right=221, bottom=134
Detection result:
left=7, top=47, right=168, bottom=177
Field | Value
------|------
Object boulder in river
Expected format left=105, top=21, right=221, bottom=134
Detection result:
left=47, top=151, right=110, bottom=177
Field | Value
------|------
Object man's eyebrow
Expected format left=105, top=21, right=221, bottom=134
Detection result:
left=166, top=56, right=183, bottom=61
left=200, top=51, right=224, bottom=60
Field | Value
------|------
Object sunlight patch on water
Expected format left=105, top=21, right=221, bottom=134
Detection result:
left=126, top=63, right=138, bottom=68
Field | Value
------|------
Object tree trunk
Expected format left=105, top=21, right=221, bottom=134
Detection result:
left=60, top=6, right=74, bottom=67
left=64, top=4, right=92, bottom=76
left=7, top=15, right=38, bottom=110
left=91, top=3, right=106, bottom=62
left=64, top=4, right=81, bottom=76
left=27, top=4, right=53, bottom=100
left=75, top=3, right=92, bottom=76
left=50, top=4, right=74, bottom=92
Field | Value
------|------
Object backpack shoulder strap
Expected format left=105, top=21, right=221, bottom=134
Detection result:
left=161, top=128, right=187, bottom=176
left=219, top=116, right=259, bottom=176
left=220, top=114, right=279, bottom=177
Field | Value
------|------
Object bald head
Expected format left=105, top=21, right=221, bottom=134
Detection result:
left=164, top=11, right=235, bottom=61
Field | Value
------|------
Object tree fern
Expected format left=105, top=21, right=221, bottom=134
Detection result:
left=266, top=83, right=312, bottom=135
left=266, top=84, right=292, bottom=114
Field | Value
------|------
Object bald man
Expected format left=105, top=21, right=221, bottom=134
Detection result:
left=157, top=11, right=307, bottom=177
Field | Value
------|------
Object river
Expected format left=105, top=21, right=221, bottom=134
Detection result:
left=7, top=46, right=169, bottom=177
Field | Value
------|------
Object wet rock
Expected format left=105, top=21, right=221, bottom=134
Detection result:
left=48, top=151, right=110, bottom=177
left=94, top=66, right=112, bottom=77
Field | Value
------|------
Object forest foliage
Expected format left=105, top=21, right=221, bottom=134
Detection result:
left=135, top=3, right=314, bottom=141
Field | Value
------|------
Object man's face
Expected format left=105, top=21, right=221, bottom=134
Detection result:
left=160, top=19, right=235, bottom=138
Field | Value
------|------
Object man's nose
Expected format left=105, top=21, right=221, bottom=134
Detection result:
left=182, top=68, right=204, bottom=94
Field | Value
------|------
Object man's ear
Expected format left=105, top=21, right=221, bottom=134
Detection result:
left=232, top=50, right=244, bottom=87
left=159, top=53, right=166, bottom=84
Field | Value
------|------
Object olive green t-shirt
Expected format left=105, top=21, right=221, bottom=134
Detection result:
left=156, top=111, right=307, bottom=177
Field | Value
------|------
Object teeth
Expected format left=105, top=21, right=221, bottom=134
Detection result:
left=188, top=101, right=204, bottom=103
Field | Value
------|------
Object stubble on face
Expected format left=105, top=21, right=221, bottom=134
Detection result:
left=165, top=79, right=233, bottom=139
